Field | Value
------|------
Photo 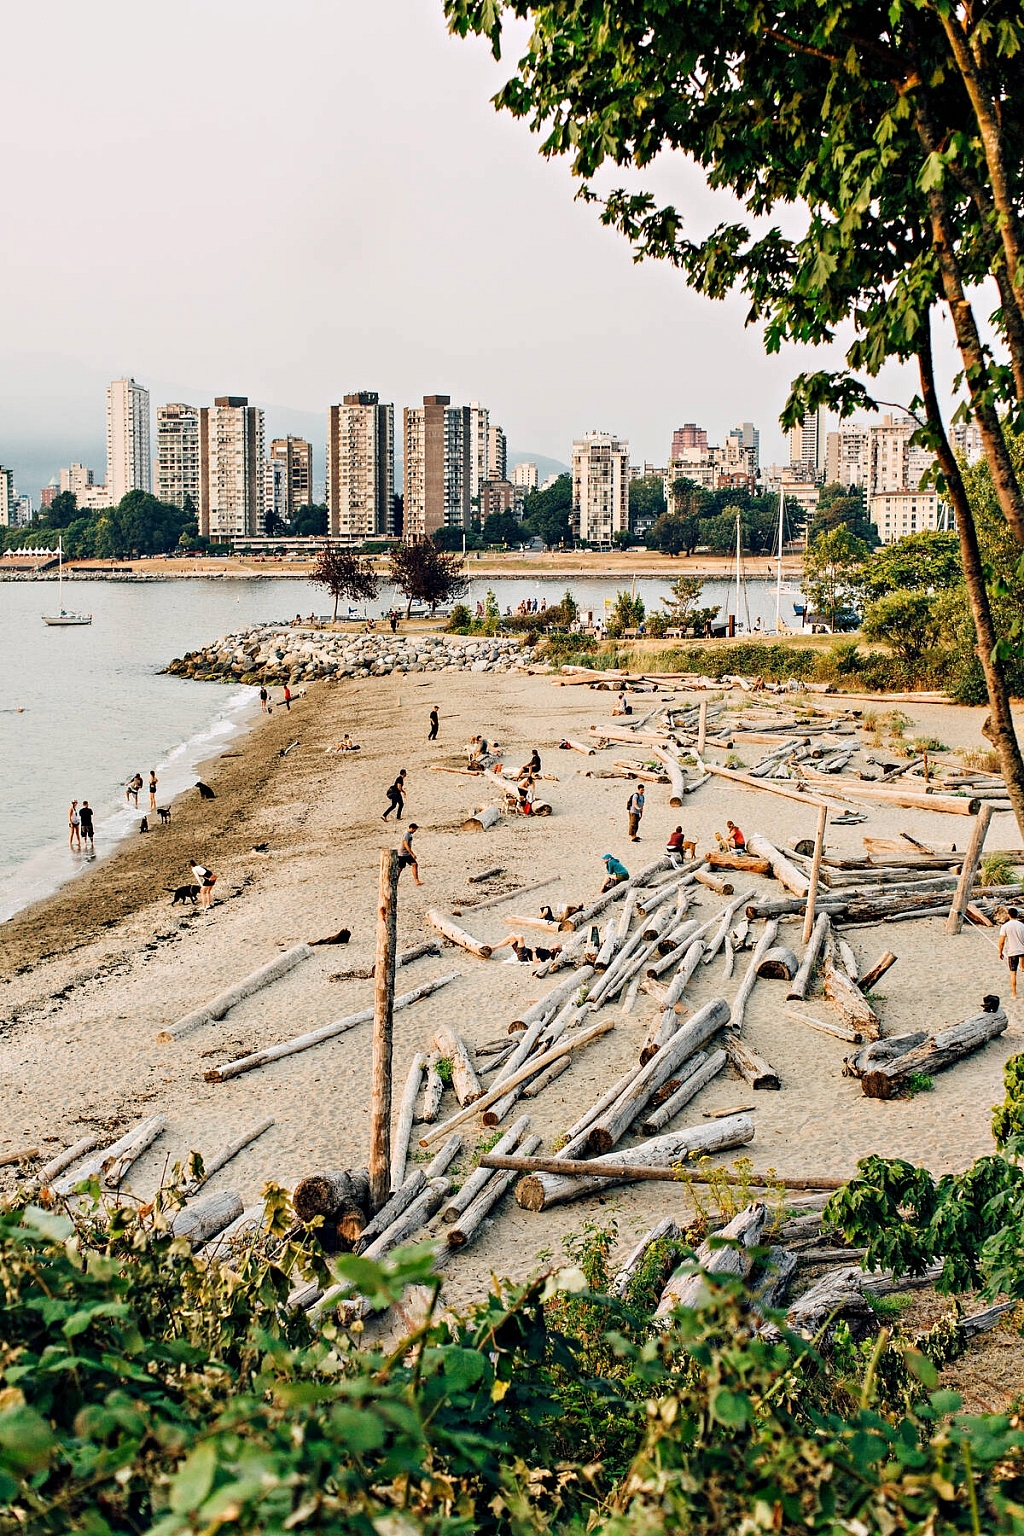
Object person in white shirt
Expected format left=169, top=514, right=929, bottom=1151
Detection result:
left=997, top=907, right=1024, bottom=999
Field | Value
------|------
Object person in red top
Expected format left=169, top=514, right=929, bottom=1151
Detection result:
left=726, top=820, right=746, bottom=850
left=666, top=826, right=686, bottom=867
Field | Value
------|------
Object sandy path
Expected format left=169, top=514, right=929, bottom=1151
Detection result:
left=2, top=669, right=1022, bottom=1303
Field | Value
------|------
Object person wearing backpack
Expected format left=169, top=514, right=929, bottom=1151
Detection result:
left=627, top=784, right=645, bottom=841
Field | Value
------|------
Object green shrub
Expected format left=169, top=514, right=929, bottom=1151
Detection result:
left=446, top=602, right=473, bottom=633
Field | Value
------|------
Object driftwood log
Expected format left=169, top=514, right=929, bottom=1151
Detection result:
left=844, top=1032, right=929, bottom=1078
left=756, top=946, right=799, bottom=980
left=707, top=852, right=772, bottom=874
left=745, top=834, right=810, bottom=897
left=654, top=1202, right=767, bottom=1322
left=586, top=998, right=731, bottom=1153
left=391, top=1053, right=427, bottom=1190
left=102, top=1118, right=168, bottom=1190
left=158, top=943, right=312, bottom=1042
left=824, top=959, right=880, bottom=1039
left=427, top=910, right=492, bottom=959
left=293, top=1168, right=371, bottom=1244
left=170, top=1190, right=245, bottom=1246
left=353, top=1171, right=427, bottom=1253
left=694, top=869, right=734, bottom=896
left=860, top=1008, right=1008, bottom=1098
left=205, top=972, right=460, bottom=1083
left=446, top=1134, right=542, bottom=1250
left=785, top=1008, right=862, bottom=1045
left=50, top=1117, right=166, bottom=1197
left=640, top=1049, right=727, bottom=1133
left=185, top=1118, right=275, bottom=1196
left=360, top=1177, right=451, bottom=1261
left=417, top=1054, right=444, bottom=1123
left=858, top=951, right=897, bottom=992
left=432, top=1027, right=484, bottom=1105
left=462, top=804, right=502, bottom=831
left=723, top=1034, right=781, bottom=1090
left=730, top=920, right=780, bottom=1032
left=441, top=1115, right=530, bottom=1223
left=640, top=940, right=706, bottom=1062
left=522, top=1055, right=571, bottom=1097
left=35, top=1133, right=105, bottom=1188
left=787, top=912, right=831, bottom=1001
left=515, top=1113, right=755, bottom=1211
left=608, top=1216, right=681, bottom=1298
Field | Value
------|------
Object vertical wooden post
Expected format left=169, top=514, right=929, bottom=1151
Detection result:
left=923, top=750, right=930, bottom=785
left=802, top=804, right=829, bottom=944
left=697, top=698, right=708, bottom=757
left=945, top=803, right=993, bottom=935
left=369, top=847, right=399, bottom=1212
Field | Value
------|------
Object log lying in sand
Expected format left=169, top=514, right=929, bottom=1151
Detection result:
left=462, top=804, right=502, bottom=832
left=392, top=1053, right=427, bottom=1190
left=204, top=972, right=459, bottom=1082
left=353, top=1171, right=426, bottom=1253
left=641, top=942, right=706, bottom=1061
left=756, top=946, right=799, bottom=980
left=453, top=875, right=559, bottom=916
left=432, top=1027, right=484, bottom=1106
left=640, top=1049, right=727, bottom=1133
left=860, top=1007, right=1008, bottom=1098
left=373, top=940, right=441, bottom=974
left=417, top=1053, right=444, bottom=1123
left=824, top=958, right=880, bottom=1040
left=707, top=852, right=772, bottom=873
left=654, top=1201, right=767, bottom=1322
left=293, top=1168, right=370, bottom=1244
left=858, top=951, right=897, bottom=992
left=694, top=868, right=734, bottom=896
left=158, top=943, right=313, bottom=1042
left=730, top=920, right=780, bottom=1033
left=723, top=1034, right=781, bottom=1090
left=424, top=1132, right=463, bottom=1180
left=0, top=1147, right=39, bottom=1168
left=427, top=910, right=492, bottom=959
left=200, top=1204, right=267, bottom=1259
left=843, top=1032, right=930, bottom=1078
left=419, top=1017, right=616, bottom=1145
left=609, top=1217, right=681, bottom=1298
left=515, top=1113, right=755, bottom=1211
left=35, top=1133, right=105, bottom=1187
left=745, top=835, right=810, bottom=897
left=564, top=738, right=596, bottom=755
left=650, top=746, right=686, bottom=805
left=700, top=760, right=836, bottom=811
left=185, top=1118, right=275, bottom=1195
left=587, top=998, right=732, bottom=1153
left=447, top=1134, right=542, bottom=1251
left=799, top=774, right=981, bottom=816
left=485, top=1153, right=843, bottom=1192
left=510, top=965, right=595, bottom=1030
left=50, top=1117, right=167, bottom=1196
left=522, top=1055, right=571, bottom=1097
left=785, top=1008, right=862, bottom=1045
left=770, top=1265, right=874, bottom=1341
left=102, top=1117, right=168, bottom=1190
left=170, top=1190, right=245, bottom=1246
left=787, top=912, right=830, bottom=1001
left=359, top=1176, right=451, bottom=1262
left=441, top=1115, right=530, bottom=1223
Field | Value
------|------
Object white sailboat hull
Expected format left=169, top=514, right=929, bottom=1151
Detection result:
left=42, top=613, right=92, bottom=626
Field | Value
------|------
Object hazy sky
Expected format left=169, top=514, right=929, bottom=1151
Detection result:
left=2, top=0, right=960, bottom=498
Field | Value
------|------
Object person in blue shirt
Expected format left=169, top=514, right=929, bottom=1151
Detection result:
left=601, top=853, right=629, bottom=892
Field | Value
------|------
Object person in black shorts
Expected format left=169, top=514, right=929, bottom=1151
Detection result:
left=397, top=824, right=422, bottom=884
left=428, top=708, right=439, bottom=741
left=78, top=801, right=95, bottom=849
left=382, top=770, right=407, bottom=820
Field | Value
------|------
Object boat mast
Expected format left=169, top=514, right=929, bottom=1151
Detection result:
left=57, top=536, right=63, bottom=611
left=774, top=488, right=784, bottom=634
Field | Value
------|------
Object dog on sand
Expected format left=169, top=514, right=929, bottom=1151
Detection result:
left=167, top=884, right=200, bottom=905
left=157, top=807, right=171, bottom=824
left=196, top=781, right=216, bottom=800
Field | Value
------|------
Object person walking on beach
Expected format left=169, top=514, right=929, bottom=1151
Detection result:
left=998, top=907, right=1024, bottom=1000
left=259, top=686, right=269, bottom=712
left=68, top=800, right=81, bottom=851
left=78, top=801, right=94, bottom=850
left=190, top=859, right=217, bottom=910
left=428, top=707, right=439, bottom=741
left=397, top=823, right=422, bottom=884
left=382, top=770, right=407, bottom=820
left=283, top=685, right=292, bottom=711
left=126, top=772, right=143, bottom=808
left=148, top=771, right=158, bottom=810
left=627, top=784, right=645, bottom=842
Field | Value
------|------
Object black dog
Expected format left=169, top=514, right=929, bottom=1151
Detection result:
left=167, top=884, right=200, bottom=905
left=311, top=927, right=352, bottom=946
left=157, top=807, right=171, bottom=824
left=196, top=781, right=216, bottom=800
left=139, top=817, right=149, bottom=833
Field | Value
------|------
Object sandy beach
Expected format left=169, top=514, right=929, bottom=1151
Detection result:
left=2, top=661, right=1023, bottom=1311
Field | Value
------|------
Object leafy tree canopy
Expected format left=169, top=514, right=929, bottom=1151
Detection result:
left=860, top=530, right=963, bottom=598
left=482, top=510, right=522, bottom=547
left=628, top=473, right=666, bottom=527
left=311, top=543, right=379, bottom=620
left=645, top=512, right=694, bottom=557
left=802, top=526, right=870, bottom=630
left=813, top=484, right=879, bottom=548
left=521, top=473, right=572, bottom=547
left=388, top=542, right=469, bottom=614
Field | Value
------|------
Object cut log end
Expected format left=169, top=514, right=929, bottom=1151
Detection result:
left=861, top=1070, right=896, bottom=1099
left=515, top=1174, right=546, bottom=1211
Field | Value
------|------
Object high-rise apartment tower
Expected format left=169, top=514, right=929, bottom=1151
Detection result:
left=327, top=394, right=395, bottom=541
left=571, top=432, right=630, bottom=544
left=269, top=436, right=313, bottom=520
left=156, top=404, right=201, bottom=512
left=199, top=396, right=265, bottom=541
left=106, top=377, right=152, bottom=504
left=403, top=395, right=471, bottom=540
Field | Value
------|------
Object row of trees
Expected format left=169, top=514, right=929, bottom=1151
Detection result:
left=311, top=540, right=468, bottom=619
left=1, top=490, right=201, bottom=559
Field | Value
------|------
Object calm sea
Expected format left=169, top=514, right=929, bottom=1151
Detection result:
left=0, top=571, right=800, bottom=922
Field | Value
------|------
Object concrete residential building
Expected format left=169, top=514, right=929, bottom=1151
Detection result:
left=788, top=408, right=823, bottom=476
left=106, top=377, right=151, bottom=504
left=269, top=436, right=313, bottom=520
left=870, top=489, right=947, bottom=543
left=40, top=478, right=60, bottom=509
left=572, top=431, right=629, bottom=544
left=488, top=423, right=507, bottom=483
left=156, top=403, right=201, bottom=512
left=869, top=412, right=933, bottom=496
left=479, top=480, right=517, bottom=522
left=730, top=421, right=760, bottom=469
left=0, top=466, right=13, bottom=527
left=512, top=461, right=538, bottom=490
left=824, top=425, right=870, bottom=489
left=467, top=402, right=489, bottom=502
left=402, top=395, right=471, bottom=540
left=327, top=393, right=395, bottom=541
left=265, top=457, right=287, bottom=528
left=952, top=421, right=984, bottom=464
left=60, top=463, right=95, bottom=496
left=75, top=484, right=115, bottom=510
left=13, top=494, right=32, bottom=526
left=199, top=396, right=265, bottom=541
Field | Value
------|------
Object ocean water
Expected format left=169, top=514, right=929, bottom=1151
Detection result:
left=0, top=572, right=800, bottom=923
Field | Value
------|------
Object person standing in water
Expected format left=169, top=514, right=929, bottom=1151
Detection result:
left=69, top=800, right=81, bottom=851
left=126, top=773, right=143, bottom=808
left=149, top=770, right=158, bottom=810
left=78, top=801, right=94, bottom=850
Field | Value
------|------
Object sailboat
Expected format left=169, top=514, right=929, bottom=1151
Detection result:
left=725, top=510, right=752, bottom=635
left=41, top=538, right=92, bottom=626
left=771, top=488, right=801, bottom=634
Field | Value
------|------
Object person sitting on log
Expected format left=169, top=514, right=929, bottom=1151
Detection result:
left=601, top=853, right=629, bottom=893
left=518, top=748, right=541, bottom=779
left=716, top=820, right=746, bottom=852
left=517, top=776, right=535, bottom=815
left=666, top=826, right=687, bottom=868
left=612, top=689, right=633, bottom=716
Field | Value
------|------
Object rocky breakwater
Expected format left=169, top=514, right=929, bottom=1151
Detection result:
left=164, top=626, right=540, bottom=685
